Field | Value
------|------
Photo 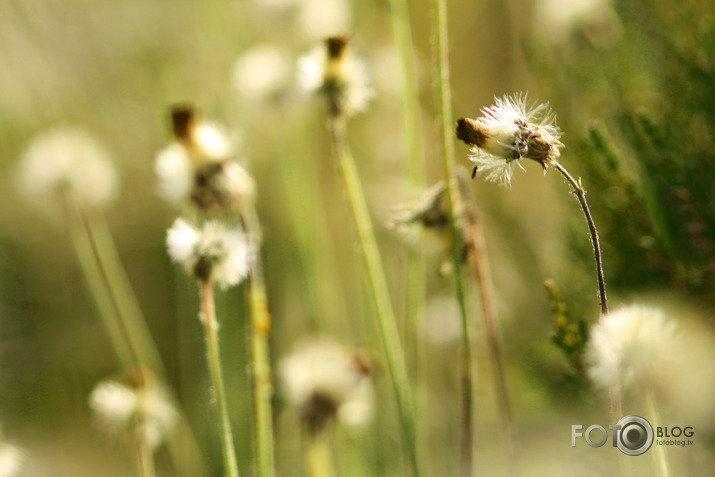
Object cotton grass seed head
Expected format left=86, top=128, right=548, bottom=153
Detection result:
left=17, top=127, right=118, bottom=211
left=0, top=442, right=24, bottom=477
left=280, top=339, right=374, bottom=432
left=89, top=367, right=177, bottom=451
left=232, top=44, right=291, bottom=105
left=586, top=305, right=679, bottom=394
left=166, top=218, right=254, bottom=289
left=298, top=36, right=373, bottom=118
left=456, top=94, right=563, bottom=186
left=155, top=105, right=255, bottom=216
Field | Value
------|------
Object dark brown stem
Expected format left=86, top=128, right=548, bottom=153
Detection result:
left=552, top=162, right=609, bottom=315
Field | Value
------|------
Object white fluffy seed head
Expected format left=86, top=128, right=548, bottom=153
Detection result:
left=89, top=370, right=177, bottom=450
left=457, top=94, right=564, bottom=186
left=0, top=443, right=24, bottom=477
left=280, top=339, right=373, bottom=430
left=298, top=37, right=373, bottom=118
left=586, top=305, right=679, bottom=393
left=233, top=45, right=291, bottom=104
left=166, top=218, right=254, bottom=289
left=17, top=127, right=118, bottom=210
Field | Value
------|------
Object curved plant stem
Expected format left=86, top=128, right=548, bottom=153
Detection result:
left=244, top=208, right=276, bottom=477
left=329, top=117, right=420, bottom=477
left=433, top=1, right=475, bottom=475
left=552, top=161, right=609, bottom=315
left=199, top=280, right=240, bottom=477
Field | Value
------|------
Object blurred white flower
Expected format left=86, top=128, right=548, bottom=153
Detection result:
left=586, top=305, right=679, bottom=393
left=232, top=45, right=291, bottom=104
left=166, top=218, right=254, bottom=288
left=89, top=368, right=177, bottom=450
left=296, top=0, right=351, bottom=41
left=0, top=443, right=24, bottom=477
left=156, top=107, right=255, bottom=216
left=280, top=339, right=373, bottom=430
left=298, top=36, right=373, bottom=118
left=17, top=127, right=118, bottom=210
left=534, top=0, right=622, bottom=48
left=456, top=94, right=563, bottom=186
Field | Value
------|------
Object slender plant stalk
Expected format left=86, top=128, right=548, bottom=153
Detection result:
left=137, top=434, right=157, bottom=477
left=552, top=161, right=609, bottom=315
left=386, top=0, right=426, bottom=383
left=466, top=219, right=519, bottom=476
left=199, top=280, right=240, bottom=477
left=329, top=117, right=420, bottom=477
left=646, top=391, right=670, bottom=477
left=244, top=208, right=276, bottom=477
left=305, top=429, right=336, bottom=477
left=66, top=205, right=134, bottom=368
left=433, top=1, right=475, bottom=475
left=84, top=214, right=165, bottom=372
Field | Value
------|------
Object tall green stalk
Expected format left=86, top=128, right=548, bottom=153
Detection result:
left=329, top=117, right=420, bottom=477
left=386, top=0, right=426, bottom=382
left=245, top=208, right=276, bottom=477
left=199, top=280, right=240, bottom=477
left=433, top=1, right=475, bottom=475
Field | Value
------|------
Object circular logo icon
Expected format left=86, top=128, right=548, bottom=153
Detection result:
left=616, top=415, right=654, bottom=456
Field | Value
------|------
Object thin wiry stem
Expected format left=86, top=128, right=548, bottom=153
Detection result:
left=552, top=161, right=609, bottom=315
left=244, top=208, right=276, bottom=477
left=329, top=117, right=420, bottom=477
left=199, top=280, right=240, bottom=477
left=433, top=1, right=474, bottom=475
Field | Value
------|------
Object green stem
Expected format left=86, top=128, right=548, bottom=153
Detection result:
left=245, top=209, right=276, bottom=477
left=329, top=117, right=420, bottom=477
left=306, top=428, right=336, bottom=477
left=433, top=1, right=474, bottom=475
left=84, top=215, right=165, bottom=373
left=386, top=0, right=425, bottom=385
left=646, top=391, right=670, bottom=477
left=199, top=280, right=240, bottom=477
left=137, top=433, right=157, bottom=477
left=66, top=205, right=134, bottom=369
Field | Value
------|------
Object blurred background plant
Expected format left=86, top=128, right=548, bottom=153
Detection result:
left=1, top=0, right=714, bottom=476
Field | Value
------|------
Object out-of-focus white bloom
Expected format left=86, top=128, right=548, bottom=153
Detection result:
left=0, top=443, right=24, bottom=477
left=296, top=0, right=351, bottom=41
left=166, top=218, right=254, bottom=288
left=280, top=339, right=373, bottom=430
left=456, top=94, right=563, bottom=186
left=232, top=45, right=291, bottom=104
left=89, top=368, right=177, bottom=450
left=17, top=127, right=118, bottom=210
left=534, top=0, right=622, bottom=48
left=298, top=36, right=373, bottom=118
left=586, top=305, right=679, bottom=393
left=155, top=107, right=255, bottom=216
